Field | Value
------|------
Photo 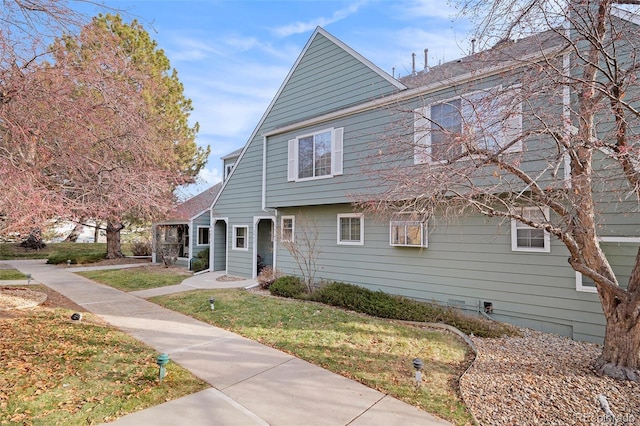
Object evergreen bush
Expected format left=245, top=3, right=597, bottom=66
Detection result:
left=269, top=276, right=306, bottom=298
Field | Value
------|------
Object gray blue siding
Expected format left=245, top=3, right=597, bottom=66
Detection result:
left=275, top=204, right=607, bottom=343
left=191, top=212, right=210, bottom=261
left=209, top=26, right=639, bottom=345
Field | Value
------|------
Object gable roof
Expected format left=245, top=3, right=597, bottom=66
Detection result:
left=174, top=182, right=222, bottom=220
left=221, top=148, right=242, bottom=161
left=209, top=26, right=407, bottom=211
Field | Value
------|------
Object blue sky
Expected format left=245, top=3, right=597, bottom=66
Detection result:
left=81, top=1, right=474, bottom=198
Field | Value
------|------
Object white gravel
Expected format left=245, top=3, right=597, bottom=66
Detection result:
left=460, top=328, right=640, bottom=425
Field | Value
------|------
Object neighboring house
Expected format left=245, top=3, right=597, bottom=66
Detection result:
left=153, top=182, right=221, bottom=268
left=207, top=23, right=639, bottom=344
left=153, top=149, right=240, bottom=268
left=222, top=148, right=242, bottom=181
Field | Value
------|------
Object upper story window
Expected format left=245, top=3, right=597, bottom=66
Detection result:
left=224, top=163, right=235, bottom=180
left=415, top=86, right=522, bottom=164
left=281, top=216, right=295, bottom=242
left=288, top=127, right=343, bottom=182
left=337, top=213, right=363, bottom=245
left=511, top=207, right=550, bottom=252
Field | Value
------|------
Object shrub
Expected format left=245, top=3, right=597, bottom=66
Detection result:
left=190, top=248, right=209, bottom=272
left=131, top=240, right=152, bottom=256
left=20, top=229, right=46, bottom=250
left=269, top=276, right=306, bottom=298
left=257, top=266, right=281, bottom=289
left=310, top=281, right=518, bottom=338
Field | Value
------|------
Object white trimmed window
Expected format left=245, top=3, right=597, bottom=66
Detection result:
left=232, top=226, right=248, bottom=250
left=390, top=216, right=427, bottom=248
left=511, top=207, right=550, bottom=252
left=281, top=216, right=295, bottom=242
left=288, top=127, right=343, bottom=181
left=337, top=213, right=363, bottom=245
left=415, top=86, right=522, bottom=164
left=197, top=226, right=210, bottom=246
left=576, top=237, right=639, bottom=293
left=225, top=163, right=235, bottom=180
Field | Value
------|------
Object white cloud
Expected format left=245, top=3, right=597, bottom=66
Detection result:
left=198, top=166, right=222, bottom=185
left=164, top=35, right=224, bottom=61
left=272, top=0, right=369, bottom=37
left=177, top=166, right=223, bottom=201
left=396, top=0, right=461, bottom=20
left=224, top=35, right=261, bottom=52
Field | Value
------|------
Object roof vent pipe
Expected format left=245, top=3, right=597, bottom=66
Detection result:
left=471, top=38, right=476, bottom=54
left=424, top=48, right=429, bottom=72
left=412, top=52, right=416, bottom=75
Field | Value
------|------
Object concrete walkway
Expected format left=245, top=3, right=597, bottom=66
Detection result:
left=6, top=260, right=451, bottom=426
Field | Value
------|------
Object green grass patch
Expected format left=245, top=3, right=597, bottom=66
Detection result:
left=0, top=269, right=27, bottom=280
left=152, top=289, right=475, bottom=425
left=77, top=266, right=191, bottom=292
left=45, top=243, right=115, bottom=265
left=0, top=308, right=207, bottom=425
left=0, top=242, right=134, bottom=264
left=0, top=243, right=50, bottom=260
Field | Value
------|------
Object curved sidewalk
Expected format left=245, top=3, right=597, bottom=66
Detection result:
left=7, top=260, right=451, bottom=426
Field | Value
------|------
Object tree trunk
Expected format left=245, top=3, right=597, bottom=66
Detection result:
left=106, top=221, right=124, bottom=259
left=64, top=219, right=85, bottom=242
left=94, top=221, right=102, bottom=243
left=595, top=297, right=640, bottom=381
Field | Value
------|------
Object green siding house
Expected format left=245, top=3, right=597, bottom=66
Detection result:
left=207, top=23, right=639, bottom=344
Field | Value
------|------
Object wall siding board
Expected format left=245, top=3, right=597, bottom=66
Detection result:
left=261, top=33, right=399, bottom=131
left=191, top=212, right=210, bottom=260
left=275, top=204, right=619, bottom=342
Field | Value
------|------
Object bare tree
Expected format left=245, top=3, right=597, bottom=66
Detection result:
left=357, top=1, right=640, bottom=381
left=154, top=225, right=179, bottom=267
left=278, top=213, right=322, bottom=293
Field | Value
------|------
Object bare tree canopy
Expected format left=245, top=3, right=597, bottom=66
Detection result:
left=357, top=0, right=640, bottom=380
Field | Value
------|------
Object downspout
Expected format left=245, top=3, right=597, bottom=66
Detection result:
left=262, top=135, right=268, bottom=213
left=261, top=135, right=278, bottom=272
left=562, top=17, right=572, bottom=187
left=209, top=211, right=214, bottom=273
left=151, top=224, right=157, bottom=264
left=188, top=219, right=194, bottom=269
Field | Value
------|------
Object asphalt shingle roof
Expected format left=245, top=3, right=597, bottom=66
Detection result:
left=173, top=182, right=221, bottom=220
left=399, top=30, right=566, bottom=89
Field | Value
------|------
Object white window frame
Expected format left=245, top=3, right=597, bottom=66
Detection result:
left=576, top=236, right=640, bottom=293
left=196, top=226, right=210, bottom=246
left=280, top=215, right=295, bottom=242
left=337, top=213, right=364, bottom=246
left=390, top=216, right=428, bottom=248
left=414, top=85, right=523, bottom=164
left=232, top=225, right=249, bottom=251
left=225, top=163, right=235, bottom=180
left=288, top=127, right=343, bottom=182
left=510, top=207, right=551, bottom=252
